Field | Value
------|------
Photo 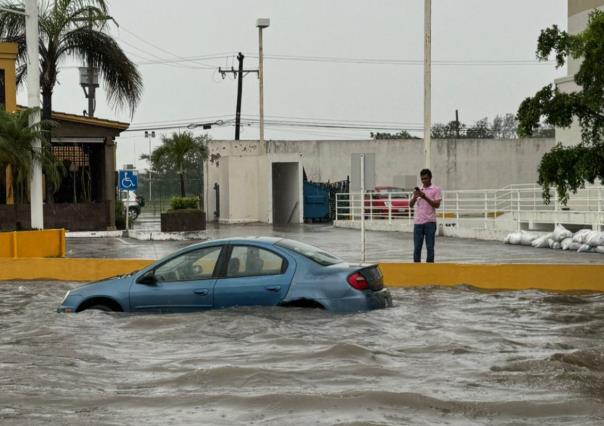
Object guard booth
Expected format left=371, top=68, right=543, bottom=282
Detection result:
left=0, top=42, right=129, bottom=231
left=206, top=141, right=304, bottom=224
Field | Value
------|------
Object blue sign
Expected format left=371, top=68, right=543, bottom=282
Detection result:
left=118, top=170, right=138, bottom=190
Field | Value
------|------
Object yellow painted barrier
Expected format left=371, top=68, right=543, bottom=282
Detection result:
left=379, top=263, right=604, bottom=292
left=0, top=258, right=153, bottom=281
left=0, top=229, right=66, bottom=258
left=0, top=258, right=602, bottom=292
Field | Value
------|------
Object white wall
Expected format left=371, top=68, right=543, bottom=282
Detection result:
left=207, top=138, right=555, bottom=223
left=265, top=138, right=555, bottom=190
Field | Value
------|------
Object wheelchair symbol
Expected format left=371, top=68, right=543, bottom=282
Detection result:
left=121, top=175, right=135, bottom=189
left=119, top=170, right=138, bottom=190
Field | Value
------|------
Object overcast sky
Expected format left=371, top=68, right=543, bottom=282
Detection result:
left=16, top=0, right=567, bottom=170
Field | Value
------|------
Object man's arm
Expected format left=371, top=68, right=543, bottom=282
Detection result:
left=418, top=192, right=441, bottom=208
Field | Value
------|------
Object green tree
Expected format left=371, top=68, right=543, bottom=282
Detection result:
left=431, top=120, right=466, bottom=139
left=466, top=117, right=493, bottom=139
left=0, top=0, right=142, bottom=119
left=143, top=131, right=209, bottom=201
left=517, top=10, right=604, bottom=203
left=0, top=108, right=63, bottom=225
left=370, top=130, right=418, bottom=140
left=492, top=113, right=518, bottom=139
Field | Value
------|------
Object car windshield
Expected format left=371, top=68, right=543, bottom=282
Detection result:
left=276, top=239, right=343, bottom=266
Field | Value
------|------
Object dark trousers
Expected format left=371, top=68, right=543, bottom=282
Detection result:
left=413, top=222, right=436, bottom=263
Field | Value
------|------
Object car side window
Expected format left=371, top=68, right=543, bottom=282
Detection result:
left=155, top=246, right=222, bottom=282
left=226, top=246, right=285, bottom=278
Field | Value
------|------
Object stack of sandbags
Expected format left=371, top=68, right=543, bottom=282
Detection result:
left=572, top=229, right=604, bottom=253
left=504, top=225, right=604, bottom=254
left=504, top=231, right=544, bottom=246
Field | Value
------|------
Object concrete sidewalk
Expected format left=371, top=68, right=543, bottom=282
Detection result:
left=66, top=222, right=604, bottom=264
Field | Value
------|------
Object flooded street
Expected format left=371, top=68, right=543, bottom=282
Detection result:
left=1, top=281, right=603, bottom=425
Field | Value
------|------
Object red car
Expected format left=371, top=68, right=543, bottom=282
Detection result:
left=364, top=186, right=412, bottom=218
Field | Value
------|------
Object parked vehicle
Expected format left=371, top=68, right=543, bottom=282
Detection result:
left=364, top=186, right=412, bottom=218
left=119, top=191, right=144, bottom=220
left=57, top=237, right=392, bottom=314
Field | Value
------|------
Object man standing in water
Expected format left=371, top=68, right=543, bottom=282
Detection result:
left=409, top=169, right=442, bottom=263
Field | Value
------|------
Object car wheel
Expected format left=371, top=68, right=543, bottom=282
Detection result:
left=87, top=304, right=112, bottom=312
left=128, top=208, right=139, bottom=221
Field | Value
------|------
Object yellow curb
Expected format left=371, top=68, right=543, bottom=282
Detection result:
left=0, top=259, right=603, bottom=292
left=379, top=263, right=604, bottom=292
left=0, top=258, right=153, bottom=281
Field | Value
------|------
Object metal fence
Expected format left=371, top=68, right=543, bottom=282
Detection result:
left=336, top=186, right=604, bottom=230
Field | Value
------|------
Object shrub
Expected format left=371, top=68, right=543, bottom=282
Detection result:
left=170, top=196, right=199, bottom=211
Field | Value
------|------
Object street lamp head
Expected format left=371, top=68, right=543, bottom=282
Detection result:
left=256, top=18, right=270, bottom=28
left=144, top=130, right=148, bottom=138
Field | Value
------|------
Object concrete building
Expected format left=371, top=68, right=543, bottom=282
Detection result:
left=206, top=137, right=555, bottom=224
left=555, top=0, right=604, bottom=146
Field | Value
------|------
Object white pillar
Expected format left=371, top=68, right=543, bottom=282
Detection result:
left=26, top=0, right=43, bottom=229
left=360, top=154, right=366, bottom=263
left=423, top=0, right=432, bottom=170
left=258, top=26, right=265, bottom=145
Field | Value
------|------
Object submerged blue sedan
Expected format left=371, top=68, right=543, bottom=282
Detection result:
left=57, top=237, right=392, bottom=313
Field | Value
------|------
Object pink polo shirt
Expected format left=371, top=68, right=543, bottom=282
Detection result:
left=414, top=184, right=442, bottom=224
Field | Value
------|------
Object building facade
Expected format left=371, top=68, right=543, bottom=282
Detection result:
left=555, top=0, right=604, bottom=146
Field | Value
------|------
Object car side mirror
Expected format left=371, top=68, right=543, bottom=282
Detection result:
left=138, top=271, right=157, bottom=286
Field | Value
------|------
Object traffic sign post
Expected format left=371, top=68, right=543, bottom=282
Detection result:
left=118, top=170, right=138, bottom=231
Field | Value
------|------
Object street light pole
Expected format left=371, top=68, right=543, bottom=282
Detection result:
left=25, top=0, right=43, bottom=229
left=145, top=130, right=155, bottom=202
left=256, top=18, right=270, bottom=146
left=424, top=0, right=432, bottom=170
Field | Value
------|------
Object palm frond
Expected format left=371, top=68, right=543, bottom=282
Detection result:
left=61, top=26, right=142, bottom=116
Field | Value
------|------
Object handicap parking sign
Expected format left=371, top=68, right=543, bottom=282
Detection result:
left=118, top=170, right=138, bottom=190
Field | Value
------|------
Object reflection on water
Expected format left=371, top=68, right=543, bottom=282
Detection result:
left=0, top=282, right=603, bottom=425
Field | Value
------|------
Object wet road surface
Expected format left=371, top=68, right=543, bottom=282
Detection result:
left=1, top=281, right=603, bottom=425
left=67, top=223, right=604, bottom=264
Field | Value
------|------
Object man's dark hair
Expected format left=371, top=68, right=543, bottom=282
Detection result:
left=420, top=168, right=432, bottom=178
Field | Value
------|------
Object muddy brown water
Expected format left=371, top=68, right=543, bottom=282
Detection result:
left=1, top=281, right=603, bottom=425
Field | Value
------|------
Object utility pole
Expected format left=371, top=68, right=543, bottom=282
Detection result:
left=455, top=109, right=460, bottom=138
left=219, top=53, right=258, bottom=140
left=25, top=0, right=43, bottom=229
left=424, top=0, right=432, bottom=169
left=257, top=18, right=270, bottom=145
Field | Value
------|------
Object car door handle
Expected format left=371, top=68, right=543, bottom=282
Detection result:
left=194, top=289, right=209, bottom=296
left=265, top=286, right=281, bottom=292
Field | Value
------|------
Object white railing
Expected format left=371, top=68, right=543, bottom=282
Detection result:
left=335, top=186, right=604, bottom=230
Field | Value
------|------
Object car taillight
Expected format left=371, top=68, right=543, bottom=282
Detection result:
left=347, top=272, right=369, bottom=290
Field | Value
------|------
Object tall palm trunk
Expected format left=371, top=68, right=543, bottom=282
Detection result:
left=179, top=172, right=185, bottom=197
left=42, top=88, right=53, bottom=121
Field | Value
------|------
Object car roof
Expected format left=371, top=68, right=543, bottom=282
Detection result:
left=186, top=236, right=283, bottom=250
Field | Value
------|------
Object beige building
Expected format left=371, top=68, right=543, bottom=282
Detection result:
left=555, top=0, right=604, bottom=146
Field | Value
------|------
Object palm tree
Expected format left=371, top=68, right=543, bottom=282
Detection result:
left=0, top=107, right=63, bottom=226
left=145, top=131, right=208, bottom=201
left=0, top=0, right=142, bottom=119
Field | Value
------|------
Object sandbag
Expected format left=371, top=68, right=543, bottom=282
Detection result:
left=567, top=242, right=582, bottom=251
left=532, top=233, right=554, bottom=248
left=584, top=231, right=604, bottom=247
left=551, top=241, right=562, bottom=250
left=561, top=237, right=574, bottom=250
left=577, top=244, right=594, bottom=253
left=520, top=231, right=542, bottom=246
left=552, top=224, right=573, bottom=242
left=596, top=246, right=604, bottom=254
left=573, top=229, right=592, bottom=243
left=504, top=232, right=522, bottom=245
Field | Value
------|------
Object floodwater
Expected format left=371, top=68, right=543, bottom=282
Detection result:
left=1, top=281, right=603, bottom=425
